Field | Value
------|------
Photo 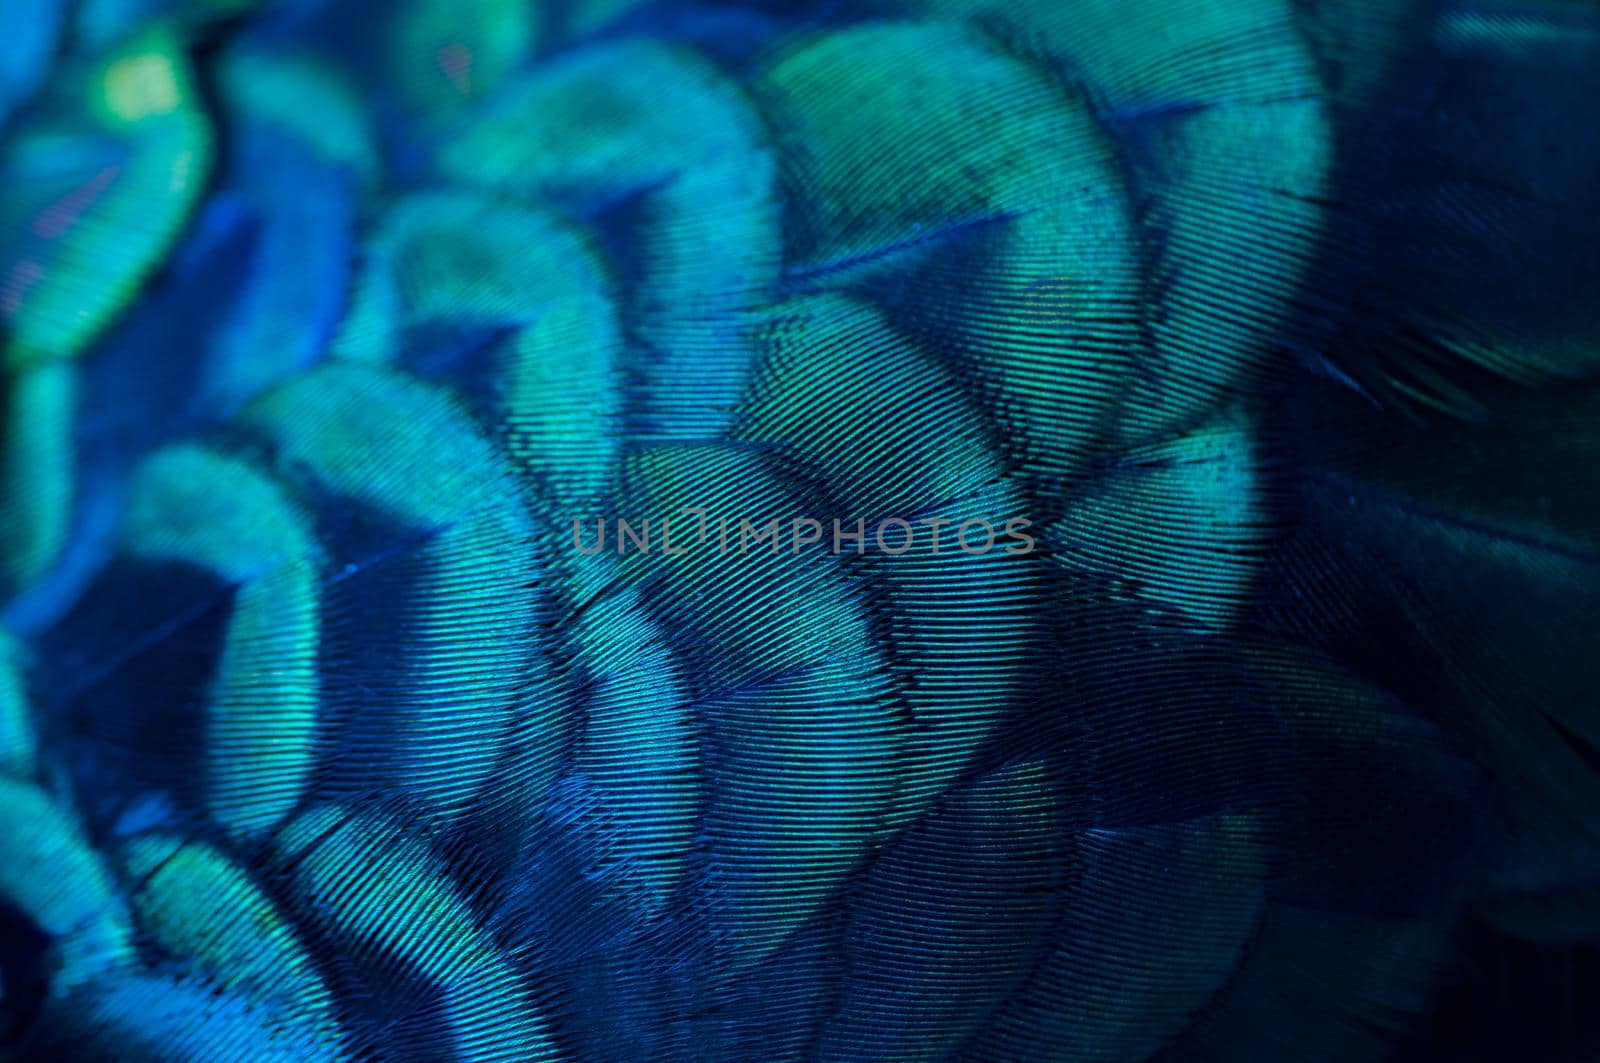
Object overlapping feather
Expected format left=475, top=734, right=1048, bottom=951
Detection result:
left=0, top=1, right=1596, bottom=1060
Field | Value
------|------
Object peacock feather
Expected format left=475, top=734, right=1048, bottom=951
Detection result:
left=0, top=0, right=1597, bottom=1059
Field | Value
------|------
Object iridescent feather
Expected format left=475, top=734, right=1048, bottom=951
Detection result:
left=1, top=1, right=1597, bottom=1060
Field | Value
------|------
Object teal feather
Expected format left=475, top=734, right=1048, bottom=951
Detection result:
left=0, top=1, right=1597, bottom=1059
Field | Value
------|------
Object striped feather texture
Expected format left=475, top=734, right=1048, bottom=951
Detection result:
left=1, top=0, right=1598, bottom=1060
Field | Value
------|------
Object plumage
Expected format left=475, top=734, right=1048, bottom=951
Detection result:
left=0, top=1, right=1597, bottom=1060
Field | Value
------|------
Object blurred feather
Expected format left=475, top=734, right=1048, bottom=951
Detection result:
left=0, top=0, right=1597, bottom=1059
